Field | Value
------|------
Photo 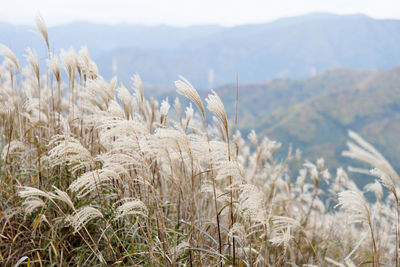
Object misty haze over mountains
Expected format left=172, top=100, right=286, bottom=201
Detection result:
left=2, top=13, right=400, bottom=88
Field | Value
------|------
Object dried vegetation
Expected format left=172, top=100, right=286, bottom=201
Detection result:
left=0, top=19, right=399, bottom=266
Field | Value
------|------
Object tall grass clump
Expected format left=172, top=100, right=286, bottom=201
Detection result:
left=1, top=19, right=400, bottom=266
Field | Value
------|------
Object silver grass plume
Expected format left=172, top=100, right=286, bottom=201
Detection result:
left=60, top=48, right=77, bottom=85
left=35, top=15, right=49, bottom=50
left=248, top=130, right=258, bottom=148
left=79, top=46, right=98, bottom=79
left=95, top=116, right=148, bottom=150
left=21, top=197, right=46, bottom=214
left=25, top=48, right=40, bottom=83
left=215, top=160, right=243, bottom=182
left=160, top=97, right=170, bottom=125
left=1, top=140, right=26, bottom=161
left=228, top=223, right=245, bottom=243
left=364, top=180, right=383, bottom=202
left=117, top=84, right=133, bottom=119
left=0, top=44, right=20, bottom=71
left=174, top=97, right=182, bottom=125
left=336, top=190, right=371, bottom=225
left=85, top=77, right=117, bottom=108
left=49, top=186, right=75, bottom=210
left=114, top=198, right=148, bottom=220
left=47, top=134, right=93, bottom=174
left=18, top=187, right=50, bottom=215
left=370, top=168, right=398, bottom=198
left=69, top=167, right=121, bottom=198
left=237, top=184, right=268, bottom=224
left=18, top=186, right=50, bottom=199
left=175, top=76, right=205, bottom=120
left=107, top=100, right=125, bottom=118
left=212, top=116, right=226, bottom=141
left=270, top=216, right=299, bottom=248
left=22, top=98, right=48, bottom=124
left=132, top=74, right=144, bottom=114
left=47, top=53, right=61, bottom=84
left=335, top=193, right=378, bottom=267
left=200, top=182, right=226, bottom=202
left=296, top=168, right=307, bottom=193
left=184, top=103, right=194, bottom=130
left=206, top=90, right=228, bottom=137
left=295, top=149, right=301, bottom=165
left=66, top=206, right=103, bottom=233
left=343, top=130, right=400, bottom=186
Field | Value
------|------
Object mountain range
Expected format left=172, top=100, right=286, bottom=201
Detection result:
left=214, top=67, right=400, bottom=186
left=2, top=13, right=400, bottom=87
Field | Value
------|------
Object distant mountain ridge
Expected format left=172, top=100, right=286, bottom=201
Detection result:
left=213, top=66, right=400, bottom=186
left=2, top=13, right=400, bottom=88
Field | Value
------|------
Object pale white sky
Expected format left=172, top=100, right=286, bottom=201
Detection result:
left=1, top=0, right=400, bottom=26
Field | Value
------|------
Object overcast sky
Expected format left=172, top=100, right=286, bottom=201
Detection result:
left=2, top=0, right=400, bottom=26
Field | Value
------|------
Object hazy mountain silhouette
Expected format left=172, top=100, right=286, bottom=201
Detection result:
left=2, top=13, right=400, bottom=88
left=213, top=66, right=400, bottom=186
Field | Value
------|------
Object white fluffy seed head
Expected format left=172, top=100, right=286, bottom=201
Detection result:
left=35, top=15, right=49, bottom=50
left=79, top=46, right=98, bottom=79
left=206, top=90, right=228, bottom=133
left=317, top=158, right=324, bottom=172
left=184, top=103, right=194, bottom=129
left=228, top=223, right=245, bottom=242
left=18, top=186, right=50, bottom=199
left=132, top=74, right=143, bottom=104
left=47, top=53, right=61, bottom=82
left=248, top=130, right=258, bottom=148
left=295, top=149, right=301, bottom=164
left=47, top=135, right=93, bottom=174
left=160, top=98, right=170, bottom=125
left=336, top=190, right=370, bottom=225
left=370, top=168, right=397, bottom=197
left=175, top=76, right=205, bottom=119
left=117, top=85, right=133, bottom=118
left=364, top=180, right=383, bottom=202
left=66, top=206, right=103, bottom=233
left=24, top=48, right=40, bottom=80
left=21, top=197, right=46, bottom=214
left=174, top=97, right=182, bottom=123
left=270, top=216, right=299, bottom=248
left=0, top=44, right=20, bottom=70
left=296, top=168, right=307, bottom=191
left=304, top=161, right=319, bottom=184
left=60, top=47, right=77, bottom=82
left=115, top=198, right=148, bottom=220
left=49, top=186, right=75, bottom=209
left=69, top=168, right=120, bottom=198
left=343, top=131, right=400, bottom=186
left=1, top=140, right=26, bottom=161
left=238, top=184, right=268, bottom=224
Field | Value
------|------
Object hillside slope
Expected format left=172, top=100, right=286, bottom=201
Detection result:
left=219, top=67, right=400, bottom=184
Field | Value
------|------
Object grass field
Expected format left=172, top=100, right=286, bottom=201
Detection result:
left=0, top=18, right=399, bottom=266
